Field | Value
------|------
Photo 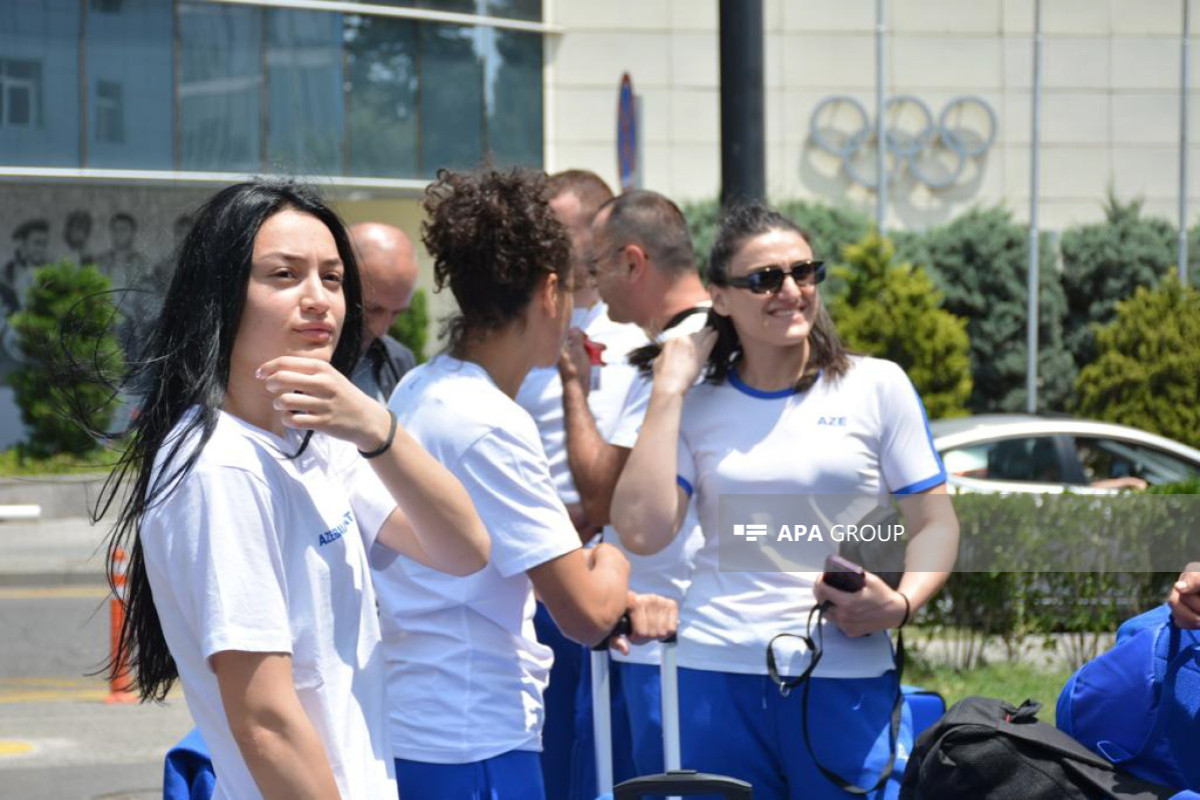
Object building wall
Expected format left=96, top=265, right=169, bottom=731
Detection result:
left=545, top=0, right=1200, bottom=231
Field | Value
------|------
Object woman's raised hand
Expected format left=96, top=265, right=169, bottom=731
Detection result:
left=257, top=356, right=391, bottom=452
left=652, top=328, right=717, bottom=396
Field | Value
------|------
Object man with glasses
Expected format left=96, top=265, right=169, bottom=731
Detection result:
left=558, top=189, right=710, bottom=797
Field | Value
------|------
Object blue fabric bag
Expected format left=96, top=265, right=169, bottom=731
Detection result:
left=1057, top=604, right=1200, bottom=792
left=163, top=727, right=215, bottom=800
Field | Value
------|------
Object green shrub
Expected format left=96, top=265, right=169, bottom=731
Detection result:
left=388, top=287, right=430, bottom=364
left=828, top=234, right=972, bottom=418
left=1060, top=193, right=1176, bottom=370
left=894, top=207, right=1075, bottom=413
left=1074, top=277, right=1200, bottom=449
left=7, top=261, right=123, bottom=458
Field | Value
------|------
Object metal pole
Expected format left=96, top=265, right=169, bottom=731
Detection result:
left=1181, top=0, right=1191, bottom=284
left=1027, top=0, right=1042, bottom=414
left=876, top=0, right=887, bottom=233
left=718, top=0, right=766, bottom=207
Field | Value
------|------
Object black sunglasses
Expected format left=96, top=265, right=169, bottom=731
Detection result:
left=725, top=260, right=826, bottom=294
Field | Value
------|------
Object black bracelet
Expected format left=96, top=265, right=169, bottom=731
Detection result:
left=359, top=410, right=398, bottom=459
left=897, top=591, right=912, bottom=629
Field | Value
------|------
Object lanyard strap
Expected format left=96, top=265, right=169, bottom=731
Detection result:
left=767, top=602, right=906, bottom=795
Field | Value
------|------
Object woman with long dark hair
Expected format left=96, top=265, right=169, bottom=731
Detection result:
left=374, top=168, right=676, bottom=800
left=611, top=203, right=958, bottom=799
left=100, top=179, right=488, bottom=799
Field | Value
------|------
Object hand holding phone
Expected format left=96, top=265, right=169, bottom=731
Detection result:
left=822, top=554, right=865, bottom=593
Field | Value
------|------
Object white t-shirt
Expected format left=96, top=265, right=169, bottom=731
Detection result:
left=515, top=301, right=646, bottom=505
left=674, top=356, right=946, bottom=679
left=140, top=410, right=398, bottom=800
left=378, top=355, right=582, bottom=764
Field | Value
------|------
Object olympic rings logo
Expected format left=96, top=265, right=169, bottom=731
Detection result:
left=809, top=95, right=997, bottom=190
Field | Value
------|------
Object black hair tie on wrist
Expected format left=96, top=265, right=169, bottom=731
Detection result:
left=359, top=410, right=398, bottom=459
left=898, top=591, right=912, bottom=629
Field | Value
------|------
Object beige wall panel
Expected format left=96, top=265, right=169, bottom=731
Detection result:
left=782, top=33, right=878, bottom=90
left=1111, top=36, right=1181, bottom=91
left=783, top=0, right=875, bottom=34
left=1004, top=91, right=1112, bottom=145
left=893, top=36, right=1004, bottom=90
left=1001, top=0, right=1110, bottom=35
left=554, top=88, right=620, bottom=144
left=670, top=32, right=719, bottom=88
left=551, top=0, right=670, bottom=31
left=638, top=87, right=675, bottom=143
left=1002, top=37, right=1111, bottom=92
left=891, top=0, right=1002, bottom=35
left=669, top=89, right=720, bottom=144
left=1004, top=144, right=1111, bottom=200
left=1110, top=0, right=1187, bottom=36
left=667, top=143, right=721, bottom=201
left=1111, top=146, right=1179, bottom=198
left=1111, top=92, right=1181, bottom=145
left=553, top=33, right=670, bottom=87
left=669, top=0, right=717, bottom=31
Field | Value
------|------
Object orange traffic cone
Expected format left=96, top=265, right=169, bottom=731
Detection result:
left=105, top=548, right=137, bottom=704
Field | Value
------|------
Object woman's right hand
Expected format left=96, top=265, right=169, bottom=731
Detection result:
left=652, top=328, right=717, bottom=396
left=1169, top=563, right=1200, bottom=629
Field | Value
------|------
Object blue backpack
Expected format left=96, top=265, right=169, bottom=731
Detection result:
left=1057, top=605, right=1200, bottom=792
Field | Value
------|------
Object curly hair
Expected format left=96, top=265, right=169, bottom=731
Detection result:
left=422, top=168, right=571, bottom=353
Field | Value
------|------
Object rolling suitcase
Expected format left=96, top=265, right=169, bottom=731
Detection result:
left=591, top=633, right=753, bottom=799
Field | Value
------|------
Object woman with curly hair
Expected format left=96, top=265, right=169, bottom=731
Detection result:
left=375, top=168, right=677, bottom=800
left=99, top=180, right=489, bottom=799
left=611, top=203, right=958, bottom=800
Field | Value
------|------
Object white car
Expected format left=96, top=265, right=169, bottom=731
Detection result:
left=929, top=414, right=1200, bottom=494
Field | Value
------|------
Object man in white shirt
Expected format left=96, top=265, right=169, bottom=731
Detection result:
left=559, top=189, right=712, bottom=797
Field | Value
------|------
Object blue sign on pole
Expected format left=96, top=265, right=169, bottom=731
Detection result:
left=617, top=73, right=638, bottom=191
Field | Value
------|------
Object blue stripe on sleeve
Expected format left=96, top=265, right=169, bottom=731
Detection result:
left=676, top=475, right=694, bottom=497
left=894, top=471, right=947, bottom=495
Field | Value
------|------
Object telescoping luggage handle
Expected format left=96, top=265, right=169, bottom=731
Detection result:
left=592, top=620, right=754, bottom=799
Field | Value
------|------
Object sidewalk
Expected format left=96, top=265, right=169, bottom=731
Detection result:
left=0, top=517, right=110, bottom=587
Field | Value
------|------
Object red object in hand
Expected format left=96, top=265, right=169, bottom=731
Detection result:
left=582, top=335, right=607, bottom=366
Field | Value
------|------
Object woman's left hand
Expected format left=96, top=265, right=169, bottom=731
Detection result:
left=812, top=571, right=907, bottom=638
left=257, top=356, right=391, bottom=452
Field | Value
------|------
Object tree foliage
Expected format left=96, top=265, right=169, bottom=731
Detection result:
left=895, top=207, right=1075, bottom=413
left=1060, top=193, right=1176, bottom=370
left=1074, top=278, right=1200, bottom=449
left=388, top=286, right=430, bottom=363
left=7, top=261, right=123, bottom=458
left=828, top=235, right=972, bottom=418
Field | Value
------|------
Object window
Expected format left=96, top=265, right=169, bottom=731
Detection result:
left=0, top=59, right=42, bottom=128
left=90, top=0, right=124, bottom=12
left=486, top=28, right=542, bottom=168
left=179, top=2, right=263, bottom=172
left=942, top=437, right=1064, bottom=483
left=266, top=9, right=344, bottom=175
left=1074, top=437, right=1200, bottom=487
left=420, top=23, right=485, bottom=176
left=344, top=14, right=419, bottom=177
left=95, top=80, right=123, bottom=143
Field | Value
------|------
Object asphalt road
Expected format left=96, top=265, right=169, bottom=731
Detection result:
left=0, top=585, right=194, bottom=800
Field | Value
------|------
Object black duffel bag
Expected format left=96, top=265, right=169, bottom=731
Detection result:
left=900, top=697, right=1181, bottom=800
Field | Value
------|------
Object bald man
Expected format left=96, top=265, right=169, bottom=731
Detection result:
left=349, top=222, right=419, bottom=402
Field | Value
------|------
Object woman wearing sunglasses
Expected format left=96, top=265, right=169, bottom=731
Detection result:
left=611, top=203, right=958, bottom=799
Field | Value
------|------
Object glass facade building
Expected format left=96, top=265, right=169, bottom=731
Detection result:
left=0, top=0, right=546, bottom=178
